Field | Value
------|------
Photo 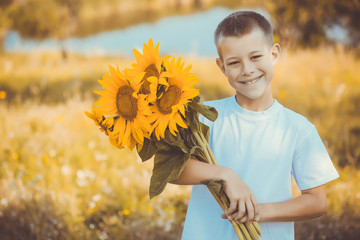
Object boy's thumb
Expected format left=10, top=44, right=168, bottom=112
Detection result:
left=221, top=213, right=228, bottom=219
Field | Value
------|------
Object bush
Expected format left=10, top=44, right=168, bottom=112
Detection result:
left=0, top=196, right=75, bottom=240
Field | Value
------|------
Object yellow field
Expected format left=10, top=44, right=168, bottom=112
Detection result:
left=0, top=47, right=359, bottom=239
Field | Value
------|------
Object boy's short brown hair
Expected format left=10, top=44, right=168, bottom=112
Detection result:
left=214, top=11, right=273, bottom=52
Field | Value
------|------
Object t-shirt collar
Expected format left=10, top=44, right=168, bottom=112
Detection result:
left=229, top=95, right=280, bottom=120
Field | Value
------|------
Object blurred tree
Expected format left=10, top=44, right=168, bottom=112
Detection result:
left=1, top=0, right=360, bottom=53
left=330, top=0, right=360, bottom=49
left=1, top=0, right=82, bottom=58
left=262, top=0, right=326, bottom=48
left=55, top=0, right=83, bottom=58
left=262, top=0, right=360, bottom=49
left=0, top=0, right=13, bottom=54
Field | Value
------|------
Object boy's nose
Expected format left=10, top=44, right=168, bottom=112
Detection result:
left=241, top=62, right=255, bottom=76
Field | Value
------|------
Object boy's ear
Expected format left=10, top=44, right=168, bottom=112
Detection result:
left=271, top=43, right=281, bottom=65
left=216, top=58, right=226, bottom=74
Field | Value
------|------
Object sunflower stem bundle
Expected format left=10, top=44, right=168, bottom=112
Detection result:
left=86, top=39, right=261, bottom=240
left=192, top=126, right=261, bottom=240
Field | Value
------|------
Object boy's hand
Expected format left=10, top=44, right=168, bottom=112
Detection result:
left=220, top=169, right=259, bottom=223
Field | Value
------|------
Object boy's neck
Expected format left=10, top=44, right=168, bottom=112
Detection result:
left=235, top=92, right=274, bottom=112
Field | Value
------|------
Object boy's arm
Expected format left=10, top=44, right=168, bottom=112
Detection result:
left=171, top=158, right=260, bottom=223
left=171, top=158, right=230, bottom=185
left=258, top=185, right=327, bottom=222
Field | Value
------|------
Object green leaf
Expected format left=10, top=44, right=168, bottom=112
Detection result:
left=162, top=128, right=190, bottom=154
left=179, top=127, right=197, bottom=150
left=200, top=122, right=210, bottom=142
left=146, top=96, right=218, bottom=199
left=149, top=146, right=191, bottom=199
left=189, top=145, right=202, bottom=155
left=137, top=138, right=157, bottom=162
left=184, top=103, right=198, bottom=130
left=201, top=179, right=229, bottom=205
left=188, top=101, right=218, bottom=122
left=201, top=179, right=224, bottom=193
left=192, top=95, right=201, bottom=103
left=189, top=145, right=207, bottom=163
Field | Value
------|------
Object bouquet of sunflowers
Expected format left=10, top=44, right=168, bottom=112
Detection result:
left=86, top=39, right=261, bottom=240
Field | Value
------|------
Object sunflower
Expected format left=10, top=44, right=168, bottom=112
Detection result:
left=126, top=38, right=169, bottom=99
left=150, top=57, right=200, bottom=140
left=94, top=65, right=152, bottom=150
left=85, top=105, right=113, bottom=136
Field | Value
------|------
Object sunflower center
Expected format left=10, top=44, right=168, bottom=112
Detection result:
left=157, top=85, right=182, bottom=114
left=116, top=85, right=138, bottom=121
left=140, top=64, right=159, bottom=94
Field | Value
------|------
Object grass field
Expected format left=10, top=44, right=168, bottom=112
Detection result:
left=0, top=47, right=360, bottom=239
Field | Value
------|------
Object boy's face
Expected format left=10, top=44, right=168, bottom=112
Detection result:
left=216, top=29, right=280, bottom=108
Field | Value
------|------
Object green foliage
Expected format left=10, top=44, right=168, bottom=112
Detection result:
left=83, top=194, right=187, bottom=240
left=138, top=97, right=218, bottom=199
left=201, top=179, right=227, bottom=207
left=187, top=96, right=218, bottom=122
left=1, top=0, right=82, bottom=43
left=0, top=96, right=190, bottom=239
left=263, top=0, right=360, bottom=48
left=3, top=0, right=360, bottom=50
left=295, top=166, right=360, bottom=239
left=138, top=138, right=157, bottom=162
left=295, top=212, right=360, bottom=240
left=6, top=0, right=68, bottom=39
left=150, top=143, right=190, bottom=199
left=0, top=49, right=359, bottom=239
left=0, top=195, right=76, bottom=240
left=0, top=0, right=12, bottom=8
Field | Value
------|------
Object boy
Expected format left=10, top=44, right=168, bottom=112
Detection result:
left=171, top=11, right=339, bottom=240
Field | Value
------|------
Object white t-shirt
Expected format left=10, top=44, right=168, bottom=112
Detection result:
left=181, top=96, right=339, bottom=240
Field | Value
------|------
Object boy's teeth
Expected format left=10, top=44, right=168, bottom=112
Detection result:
left=244, top=78, right=258, bottom=85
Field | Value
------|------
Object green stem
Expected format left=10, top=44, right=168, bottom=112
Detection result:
left=192, top=130, right=247, bottom=239
left=199, top=130, right=218, bottom=165
left=207, top=185, right=245, bottom=240
left=193, top=131, right=215, bottom=165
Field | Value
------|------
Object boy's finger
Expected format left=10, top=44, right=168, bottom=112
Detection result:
left=251, top=195, right=259, bottom=217
left=221, top=213, right=228, bottom=219
left=234, top=200, right=246, bottom=220
left=237, top=215, right=248, bottom=223
left=245, top=199, right=254, bottom=221
left=226, top=201, right=238, bottom=219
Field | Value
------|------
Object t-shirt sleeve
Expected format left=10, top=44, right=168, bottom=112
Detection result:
left=292, top=124, right=339, bottom=190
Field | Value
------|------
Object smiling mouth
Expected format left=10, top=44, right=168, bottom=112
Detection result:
left=240, top=75, right=263, bottom=85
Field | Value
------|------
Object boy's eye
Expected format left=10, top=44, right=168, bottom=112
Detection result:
left=228, top=61, right=239, bottom=65
left=251, top=55, right=262, bottom=60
